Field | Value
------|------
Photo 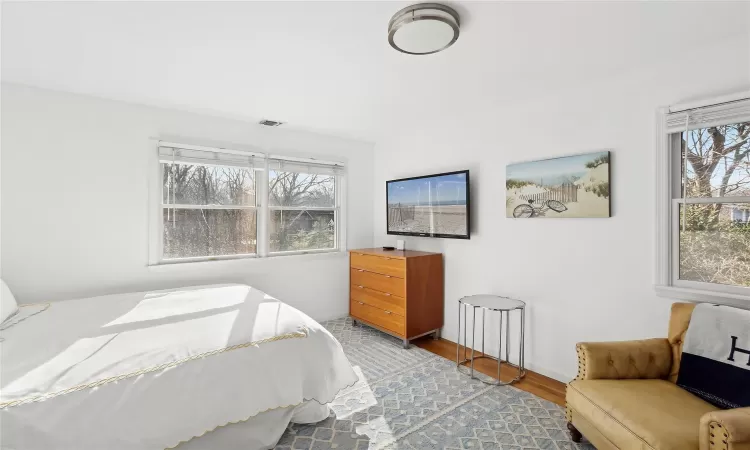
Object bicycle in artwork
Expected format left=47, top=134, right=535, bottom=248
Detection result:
left=512, top=199, right=568, bottom=218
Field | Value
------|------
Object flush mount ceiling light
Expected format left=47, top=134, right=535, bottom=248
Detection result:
left=388, top=3, right=460, bottom=55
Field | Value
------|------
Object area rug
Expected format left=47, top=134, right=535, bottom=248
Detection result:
left=274, top=317, right=594, bottom=450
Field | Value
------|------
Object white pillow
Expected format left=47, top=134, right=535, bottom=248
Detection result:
left=1, top=279, right=19, bottom=323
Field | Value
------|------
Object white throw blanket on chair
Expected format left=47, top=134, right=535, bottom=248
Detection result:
left=676, top=303, right=750, bottom=409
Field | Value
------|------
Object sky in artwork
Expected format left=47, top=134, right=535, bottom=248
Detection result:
left=507, top=151, right=608, bottom=185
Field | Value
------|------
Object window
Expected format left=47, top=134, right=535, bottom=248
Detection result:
left=268, top=162, right=338, bottom=253
left=151, top=143, right=345, bottom=264
left=162, top=163, right=257, bottom=259
left=657, top=96, right=750, bottom=300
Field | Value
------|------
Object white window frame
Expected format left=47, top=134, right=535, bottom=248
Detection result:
left=265, top=161, right=345, bottom=257
left=655, top=92, right=750, bottom=305
left=148, top=141, right=347, bottom=266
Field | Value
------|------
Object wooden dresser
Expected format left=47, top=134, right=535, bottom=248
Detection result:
left=349, top=248, right=444, bottom=348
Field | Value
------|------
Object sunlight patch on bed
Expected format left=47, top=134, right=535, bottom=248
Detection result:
left=251, top=300, right=293, bottom=337
left=3, top=333, right=119, bottom=397
left=103, top=285, right=250, bottom=327
left=3, top=309, right=241, bottom=400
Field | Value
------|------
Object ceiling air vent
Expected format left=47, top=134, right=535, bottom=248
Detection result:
left=258, top=119, right=284, bottom=127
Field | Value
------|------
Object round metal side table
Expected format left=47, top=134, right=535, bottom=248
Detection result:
left=456, top=295, right=526, bottom=385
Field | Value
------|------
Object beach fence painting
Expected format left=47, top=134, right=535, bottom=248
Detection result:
left=506, top=151, right=611, bottom=218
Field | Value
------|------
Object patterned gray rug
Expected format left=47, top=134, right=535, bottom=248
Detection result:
left=274, top=318, right=595, bottom=450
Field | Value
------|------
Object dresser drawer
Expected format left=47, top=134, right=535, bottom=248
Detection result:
left=351, top=285, right=405, bottom=316
left=350, top=268, right=406, bottom=297
left=350, top=300, right=405, bottom=336
left=350, top=252, right=405, bottom=278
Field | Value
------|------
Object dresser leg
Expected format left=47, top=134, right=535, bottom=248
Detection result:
left=433, top=330, right=441, bottom=340
left=402, top=339, right=409, bottom=349
left=352, top=319, right=358, bottom=327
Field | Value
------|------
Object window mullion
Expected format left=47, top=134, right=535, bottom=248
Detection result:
left=257, top=158, right=270, bottom=258
left=671, top=201, right=680, bottom=286
left=161, top=204, right=257, bottom=210
left=682, top=197, right=750, bottom=204
left=267, top=206, right=336, bottom=211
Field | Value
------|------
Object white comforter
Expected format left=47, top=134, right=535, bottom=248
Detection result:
left=0, top=284, right=357, bottom=449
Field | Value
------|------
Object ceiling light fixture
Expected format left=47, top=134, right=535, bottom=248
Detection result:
left=388, top=3, right=460, bottom=55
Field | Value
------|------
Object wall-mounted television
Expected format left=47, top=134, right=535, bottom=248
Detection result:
left=386, top=170, right=470, bottom=239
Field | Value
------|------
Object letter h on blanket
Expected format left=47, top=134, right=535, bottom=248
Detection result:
left=728, top=336, right=750, bottom=366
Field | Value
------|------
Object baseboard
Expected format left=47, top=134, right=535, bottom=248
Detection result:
left=522, top=362, right=570, bottom=384
left=438, top=336, right=572, bottom=384
left=316, top=310, right=352, bottom=324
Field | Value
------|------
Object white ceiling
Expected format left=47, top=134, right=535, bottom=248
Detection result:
left=2, top=1, right=749, bottom=142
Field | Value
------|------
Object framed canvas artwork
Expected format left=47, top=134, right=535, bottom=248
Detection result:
left=506, top=151, right=611, bottom=218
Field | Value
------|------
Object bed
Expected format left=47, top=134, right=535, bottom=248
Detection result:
left=0, top=284, right=357, bottom=449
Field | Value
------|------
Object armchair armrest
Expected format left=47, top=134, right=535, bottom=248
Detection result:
left=574, top=338, right=672, bottom=380
left=700, top=408, right=750, bottom=450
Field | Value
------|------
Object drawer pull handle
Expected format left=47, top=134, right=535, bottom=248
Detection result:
left=358, top=302, right=364, bottom=305
left=385, top=275, right=392, bottom=278
left=385, top=293, right=392, bottom=296
left=358, top=269, right=364, bottom=272
left=357, top=285, right=364, bottom=289
left=384, top=310, right=392, bottom=314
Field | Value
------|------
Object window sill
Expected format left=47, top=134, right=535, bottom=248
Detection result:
left=655, top=285, right=750, bottom=308
left=148, top=249, right=347, bottom=271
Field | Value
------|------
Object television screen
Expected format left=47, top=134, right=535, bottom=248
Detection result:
left=386, top=170, right=470, bottom=239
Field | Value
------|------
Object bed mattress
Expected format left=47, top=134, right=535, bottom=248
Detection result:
left=0, top=284, right=357, bottom=449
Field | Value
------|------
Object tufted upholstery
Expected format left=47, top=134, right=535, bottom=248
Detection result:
left=566, top=302, right=750, bottom=450
left=700, top=408, right=750, bottom=450
left=575, top=338, right=672, bottom=380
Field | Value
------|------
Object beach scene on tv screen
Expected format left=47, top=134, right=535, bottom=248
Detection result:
left=387, top=172, right=468, bottom=236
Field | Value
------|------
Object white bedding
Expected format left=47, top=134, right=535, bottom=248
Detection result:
left=179, top=401, right=330, bottom=450
left=0, top=284, right=357, bottom=449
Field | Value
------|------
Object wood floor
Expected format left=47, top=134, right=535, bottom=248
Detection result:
left=412, top=336, right=567, bottom=406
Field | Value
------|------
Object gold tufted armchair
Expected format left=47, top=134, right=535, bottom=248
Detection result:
left=566, top=303, right=750, bottom=450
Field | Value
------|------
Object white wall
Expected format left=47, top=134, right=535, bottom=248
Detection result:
left=1, top=83, right=374, bottom=322
left=373, top=36, right=750, bottom=381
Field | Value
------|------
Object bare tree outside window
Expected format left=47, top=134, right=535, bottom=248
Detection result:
left=268, top=170, right=336, bottom=252
left=679, top=121, right=750, bottom=287
left=162, top=163, right=257, bottom=259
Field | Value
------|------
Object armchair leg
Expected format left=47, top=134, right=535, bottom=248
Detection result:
left=567, top=422, right=582, bottom=443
